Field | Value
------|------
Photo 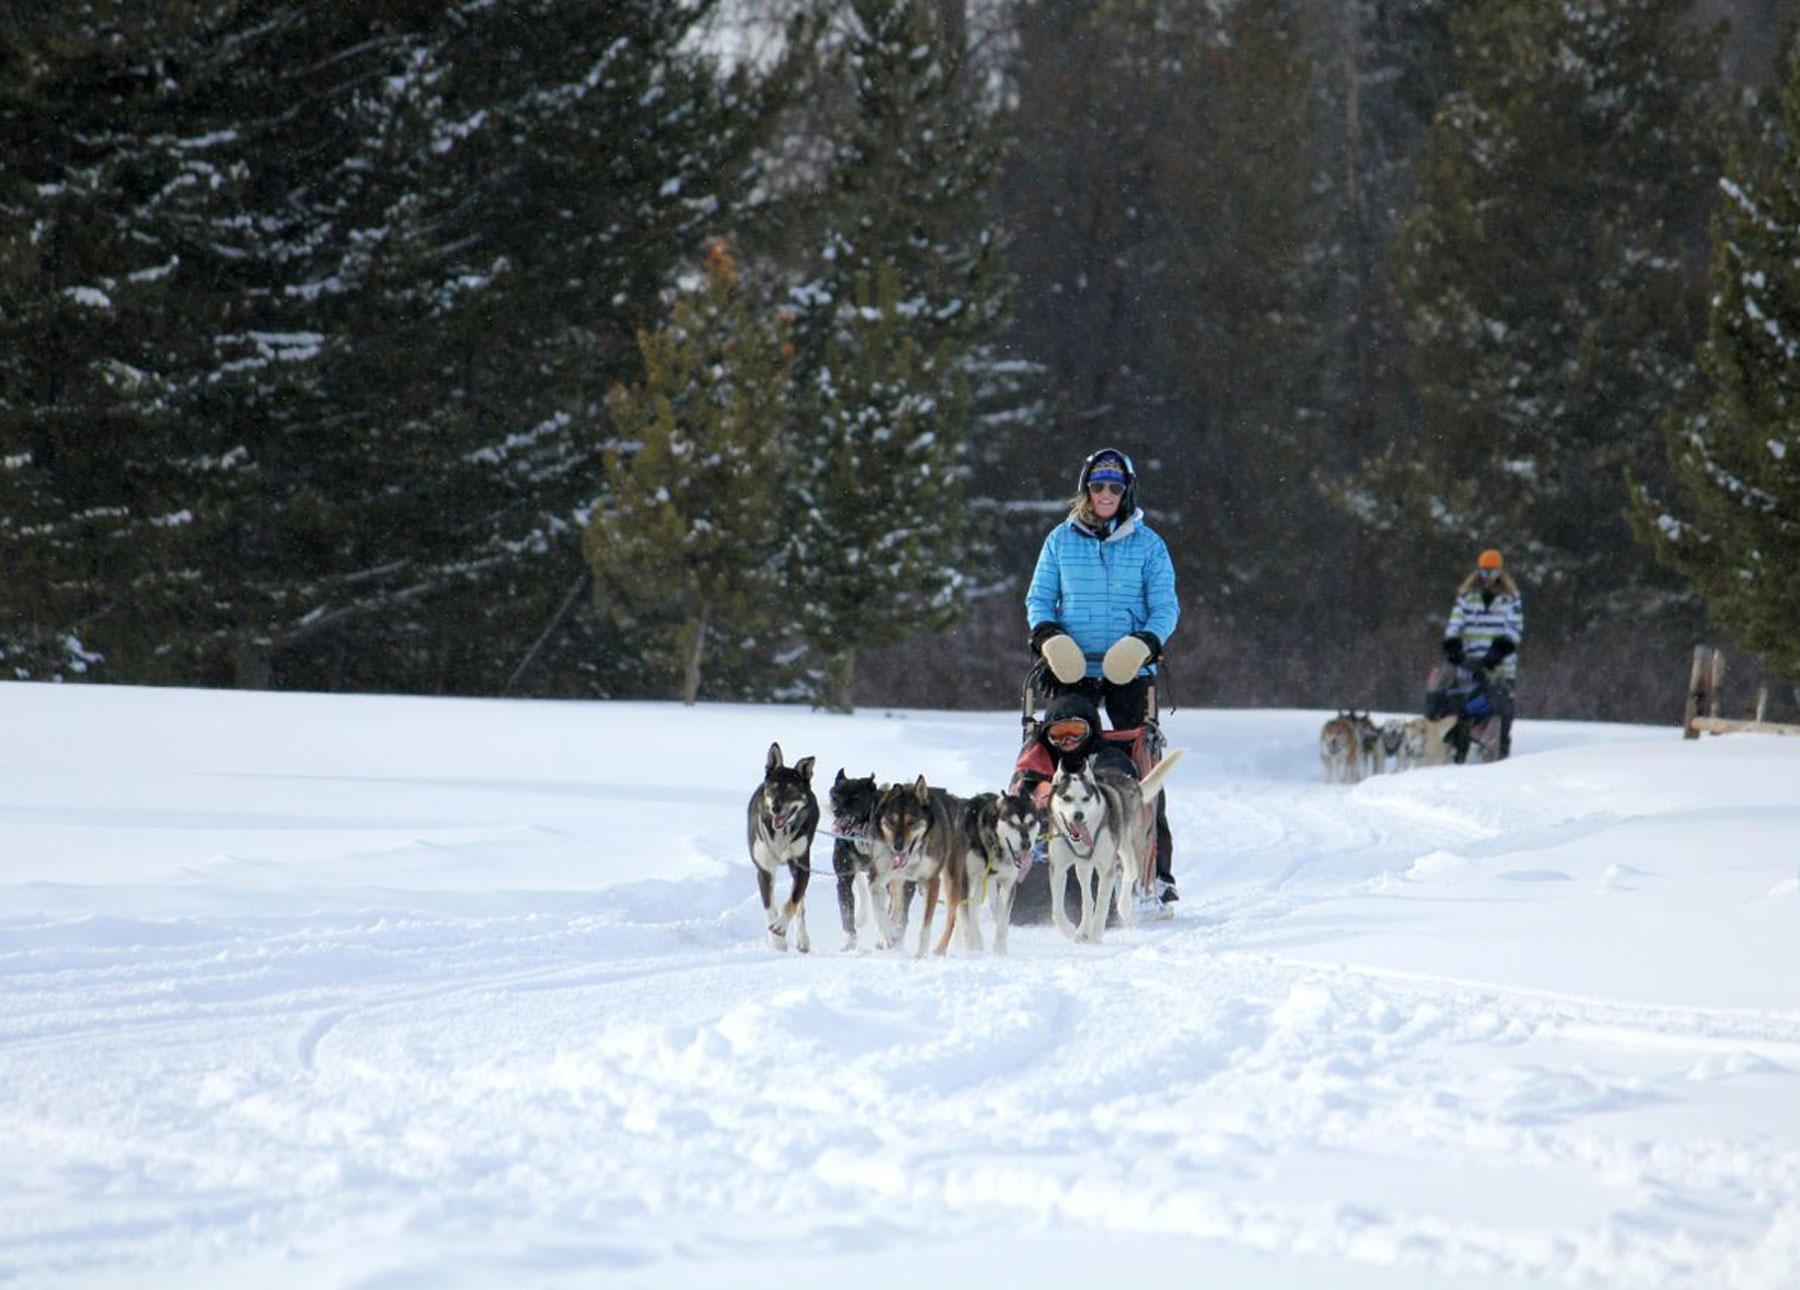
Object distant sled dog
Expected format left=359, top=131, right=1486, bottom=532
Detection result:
left=1352, top=711, right=1383, bottom=776
left=1047, top=749, right=1185, bottom=944
left=1378, top=717, right=1408, bottom=772
left=1403, top=714, right=1462, bottom=768
left=746, top=743, right=820, bottom=953
left=1319, top=713, right=1363, bottom=784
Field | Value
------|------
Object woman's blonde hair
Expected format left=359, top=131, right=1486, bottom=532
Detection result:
left=1067, top=487, right=1104, bottom=527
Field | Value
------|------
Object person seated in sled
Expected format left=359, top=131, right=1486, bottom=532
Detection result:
left=1427, top=547, right=1523, bottom=761
left=1024, top=446, right=1180, bottom=906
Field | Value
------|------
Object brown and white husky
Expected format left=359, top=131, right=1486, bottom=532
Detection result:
left=870, top=775, right=972, bottom=957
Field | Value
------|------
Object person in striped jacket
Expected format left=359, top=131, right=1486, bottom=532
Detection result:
left=1438, top=548, right=1524, bottom=760
left=1025, top=447, right=1180, bottom=904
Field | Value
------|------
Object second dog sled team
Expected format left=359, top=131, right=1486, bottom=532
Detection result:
left=1319, top=546, right=1525, bottom=783
left=748, top=445, right=1528, bottom=953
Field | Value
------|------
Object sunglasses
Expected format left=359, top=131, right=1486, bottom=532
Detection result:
left=1087, top=481, right=1124, bottom=497
left=1046, top=717, right=1091, bottom=750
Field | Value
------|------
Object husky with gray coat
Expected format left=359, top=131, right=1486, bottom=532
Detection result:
left=1047, top=749, right=1184, bottom=943
left=746, top=742, right=820, bottom=953
left=957, top=790, right=1041, bottom=955
left=871, top=775, right=972, bottom=958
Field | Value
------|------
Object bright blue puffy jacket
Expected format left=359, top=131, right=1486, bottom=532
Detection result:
left=1025, top=511, right=1179, bottom=678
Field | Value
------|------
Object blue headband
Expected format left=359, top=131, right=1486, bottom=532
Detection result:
left=1089, top=466, right=1127, bottom=486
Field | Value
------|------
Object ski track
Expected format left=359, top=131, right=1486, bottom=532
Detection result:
left=1, top=704, right=1797, bottom=1288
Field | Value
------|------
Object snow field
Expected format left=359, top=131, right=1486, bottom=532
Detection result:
left=1, top=682, right=1798, bottom=1288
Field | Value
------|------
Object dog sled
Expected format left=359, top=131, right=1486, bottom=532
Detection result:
left=1425, top=663, right=1503, bottom=765
left=1005, top=662, right=1169, bottom=924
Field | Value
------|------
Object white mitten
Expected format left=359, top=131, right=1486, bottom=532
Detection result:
left=1040, top=633, right=1087, bottom=684
left=1102, top=635, right=1152, bottom=685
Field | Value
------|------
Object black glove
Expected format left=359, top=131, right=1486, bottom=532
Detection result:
left=1483, top=636, right=1515, bottom=667
left=1442, top=637, right=1464, bottom=665
left=1129, top=630, right=1162, bottom=665
left=1029, top=620, right=1071, bottom=657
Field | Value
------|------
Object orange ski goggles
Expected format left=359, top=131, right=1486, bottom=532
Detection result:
left=1045, top=717, right=1091, bottom=751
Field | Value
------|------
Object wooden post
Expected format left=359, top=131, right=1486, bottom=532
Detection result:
left=1756, top=685, right=1770, bottom=724
left=1708, top=649, right=1727, bottom=720
left=1684, top=644, right=1711, bottom=739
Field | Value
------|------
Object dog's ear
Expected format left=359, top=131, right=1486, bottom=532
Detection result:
left=766, top=742, right=783, bottom=775
left=835, top=767, right=846, bottom=784
left=911, top=774, right=929, bottom=803
left=796, top=755, right=815, bottom=782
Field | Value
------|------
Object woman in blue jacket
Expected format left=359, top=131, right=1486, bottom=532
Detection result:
left=1025, top=447, right=1180, bottom=905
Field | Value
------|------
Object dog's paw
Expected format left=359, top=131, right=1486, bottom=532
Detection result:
left=767, top=927, right=788, bottom=951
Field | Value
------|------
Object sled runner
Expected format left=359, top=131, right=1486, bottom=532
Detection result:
left=1005, top=662, right=1169, bottom=924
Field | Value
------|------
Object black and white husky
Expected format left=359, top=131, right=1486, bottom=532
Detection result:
left=1047, top=750, right=1184, bottom=943
left=746, top=742, right=820, bottom=953
left=957, top=790, right=1041, bottom=955
left=828, top=769, right=897, bottom=952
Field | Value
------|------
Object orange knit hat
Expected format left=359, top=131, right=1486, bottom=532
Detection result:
left=1477, top=548, right=1503, bottom=570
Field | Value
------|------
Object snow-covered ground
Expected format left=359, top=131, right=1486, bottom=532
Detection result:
left=3, top=681, right=1798, bottom=1288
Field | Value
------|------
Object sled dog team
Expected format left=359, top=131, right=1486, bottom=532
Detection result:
left=1318, top=710, right=1462, bottom=784
left=748, top=741, right=1182, bottom=956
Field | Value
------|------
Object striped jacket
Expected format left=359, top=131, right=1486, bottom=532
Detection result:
left=1026, top=510, right=1179, bottom=679
left=1444, top=574, right=1524, bottom=681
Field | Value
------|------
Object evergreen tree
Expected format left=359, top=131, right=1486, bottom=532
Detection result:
left=0, top=2, right=808, bottom=693
left=1368, top=0, right=1722, bottom=629
left=583, top=243, right=798, bottom=704
left=1632, top=39, right=1800, bottom=681
left=795, top=267, right=968, bottom=710
left=774, top=0, right=1011, bottom=705
left=0, top=2, right=324, bottom=685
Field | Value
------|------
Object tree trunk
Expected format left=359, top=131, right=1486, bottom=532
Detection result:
left=234, top=641, right=272, bottom=690
left=681, top=605, right=710, bottom=706
left=824, top=645, right=856, bottom=714
left=933, top=0, right=966, bottom=57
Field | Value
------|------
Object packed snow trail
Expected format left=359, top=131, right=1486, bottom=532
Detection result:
left=1, top=683, right=1798, bottom=1288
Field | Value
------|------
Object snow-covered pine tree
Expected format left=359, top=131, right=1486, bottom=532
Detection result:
left=0, top=2, right=808, bottom=694
left=0, top=4, right=319, bottom=685
left=1370, top=0, right=1723, bottom=629
left=795, top=266, right=968, bottom=711
left=1632, top=38, right=1800, bottom=683
left=583, top=243, right=798, bottom=704
left=331, top=0, right=817, bottom=694
left=780, top=0, right=1011, bottom=705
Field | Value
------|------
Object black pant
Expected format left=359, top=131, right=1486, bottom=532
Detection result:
left=1040, top=674, right=1175, bottom=884
left=1492, top=681, right=1515, bottom=759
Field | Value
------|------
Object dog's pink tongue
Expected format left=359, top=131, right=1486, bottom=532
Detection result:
left=1070, top=820, right=1093, bottom=848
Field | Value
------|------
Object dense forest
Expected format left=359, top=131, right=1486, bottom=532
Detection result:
left=3, top=0, right=1795, bottom=721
